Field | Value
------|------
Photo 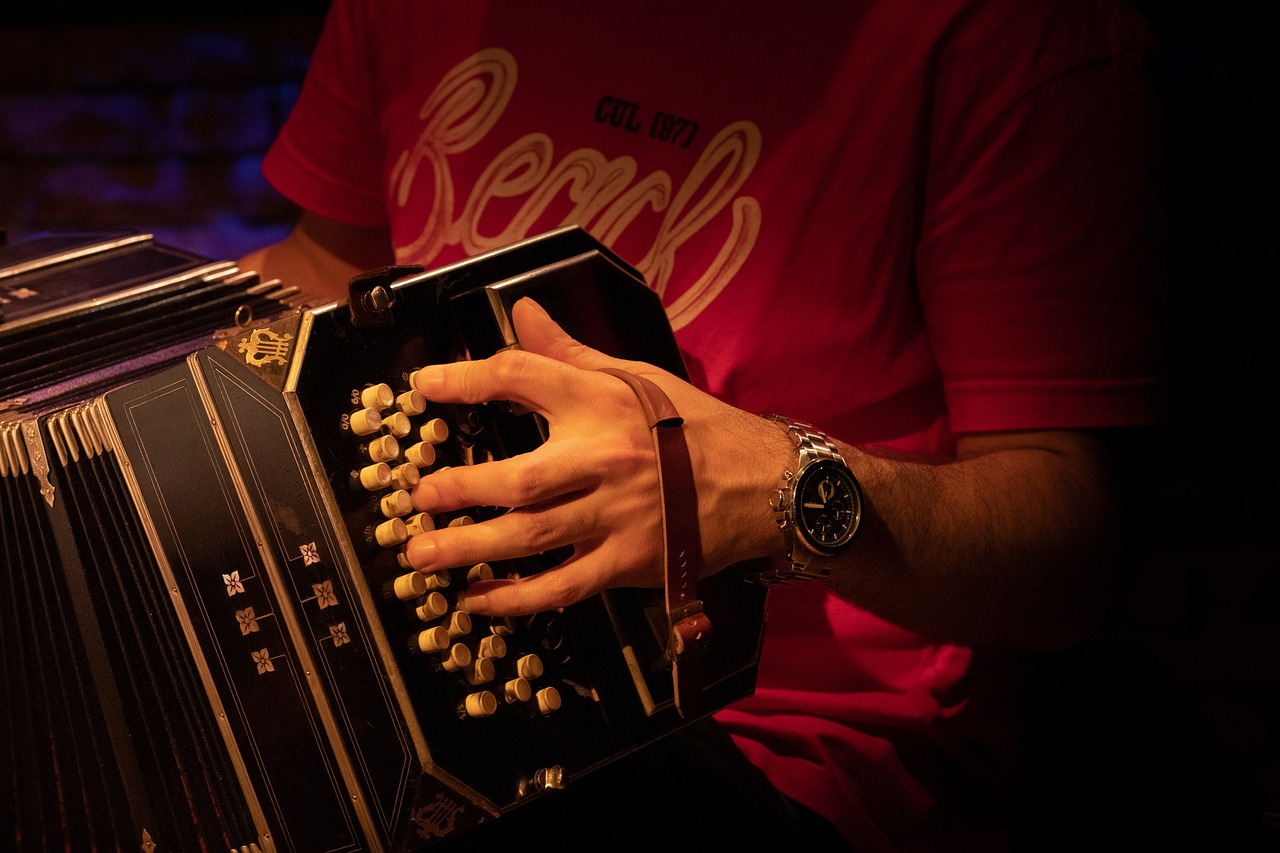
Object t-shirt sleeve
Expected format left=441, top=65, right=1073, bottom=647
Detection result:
left=917, top=3, right=1163, bottom=433
left=261, top=0, right=390, bottom=228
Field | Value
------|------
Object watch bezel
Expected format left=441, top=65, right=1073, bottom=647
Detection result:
left=793, top=458, right=863, bottom=556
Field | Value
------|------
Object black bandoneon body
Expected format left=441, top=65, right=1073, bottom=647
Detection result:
left=0, top=226, right=765, bottom=852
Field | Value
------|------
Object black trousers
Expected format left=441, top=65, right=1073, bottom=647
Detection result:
left=428, top=717, right=851, bottom=851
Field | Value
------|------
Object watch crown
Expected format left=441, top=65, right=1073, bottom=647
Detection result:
left=768, top=487, right=788, bottom=512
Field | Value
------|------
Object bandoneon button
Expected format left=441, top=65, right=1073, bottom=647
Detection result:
left=411, top=626, right=450, bottom=653
left=361, top=383, right=395, bottom=411
left=388, top=571, right=427, bottom=601
left=375, top=518, right=408, bottom=547
left=349, top=408, right=382, bottom=436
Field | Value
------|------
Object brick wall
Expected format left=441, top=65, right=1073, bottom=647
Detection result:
left=0, top=6, right=327, bottom=261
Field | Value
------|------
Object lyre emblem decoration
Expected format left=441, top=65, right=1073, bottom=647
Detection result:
left=411, top=792, right=465, bottom=839
left=237, top=328, right=294, bottom=367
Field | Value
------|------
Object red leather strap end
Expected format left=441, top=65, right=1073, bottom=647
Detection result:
left=598, top=368, right=710, bottom=716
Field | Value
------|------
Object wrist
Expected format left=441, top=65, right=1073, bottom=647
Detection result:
left=749, top=415, right=864, bottom=585
left=696, top=407, right=795, bottom=571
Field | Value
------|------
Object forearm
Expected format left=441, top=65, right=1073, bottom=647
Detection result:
left=237, top=212, right=395, bottom=302
left=827, top=434, right=1120, bottom=651
left=638, top=402, right=1120, bottom=652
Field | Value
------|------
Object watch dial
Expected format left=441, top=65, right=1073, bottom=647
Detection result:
left=795, top=460, right=862, bottom=554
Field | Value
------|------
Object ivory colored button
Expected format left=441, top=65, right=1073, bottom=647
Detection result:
left=447, top=611, right=472, bottom=637
left=413, top=592, right=448, bottom=621
left=420, top=417, right=449, bottom=444
left=361, top=383, right=395, bottom=411
left=463, top=690, right=498, bottom=718
left=397, top=389, right=426, bottom=416
left=358, top=463, right=392, bottom=491
left=477, top=635, right=506, bottom=660
left=390, top=463, right=420, bottom=491
left=441, top=643, right=471, bottom=672
left=535, top=686, right=561, bottom=714
left=504, top=677, right=532, bottom=703
left=375, top=518, right=408, bottom=547
left=388, top=572, right=427, bottom=601
left=422, top=571, right=450, bottom=590
left=516, top=654, right=543, bottom=679
left=412, top=626, right=450, bottom=653
left=467, top=563, right=494, bottom=583
left=405, top=441, right=436, bottom=468
left=368, top=435, right=400, bottom=463
left=383, top=411, right=412, bottom=438
left=405, top=512, right=435, bottom=536
left=465, top=657, right=496, bottom=685
left=380, top=489, right=413, bottom=518
left=349, top=408, right=382, bottom=436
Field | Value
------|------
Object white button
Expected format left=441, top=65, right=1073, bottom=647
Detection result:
left=358, top=463, right=392, bottom=491
left=368, top=435, right=400, bottom=463
left=405, top=441, right=436, bottom=468
left=412, top=626, right=450, bottom=653
left=535, top=686, right=561, bottom=714
left=384, top=412, right=412, bottom=438
left=477, top=635, right=506, bottom=660
left=413, top=592, right=448, bottom=621
left=420, top=417, right=449, bottom=443
left=397, top=390, right=426, bottom=416
left=504, top=677, right=531, bottom=703
left=516, top=654, right=543, bottom=679
left=405, top=512, right=435, bottom=536
left=349, top=408, right=383, bottom=436
left=463, top=690, right=498, bottom=718
left=389, top=572, right=427, bottom=601
left=422, top=570, right=450, bottom=590
left=390, top=463, right=420, bottom=491
left=447, top=611, right=472, bottom=637
left=380, top=489, right=413, bottom=518
left=361, top=383, right=395, bottom=410
left=465, top=658, right=495, bottom=686
left=375, top=518, right=408, bottom=547
left=441, top=643, right=471, bottom=672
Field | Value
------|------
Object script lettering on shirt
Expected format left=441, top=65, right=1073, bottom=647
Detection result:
left=389, top=48, right=760, bottom=330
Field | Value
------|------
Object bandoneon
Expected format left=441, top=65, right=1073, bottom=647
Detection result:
left=0, top=226, right=766, bottom=852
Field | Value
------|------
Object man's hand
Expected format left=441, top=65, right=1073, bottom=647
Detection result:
left=399, top=297, right=786, bottom=617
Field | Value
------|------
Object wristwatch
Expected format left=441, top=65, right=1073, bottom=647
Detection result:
left=753, top=415, right=864, bottom=584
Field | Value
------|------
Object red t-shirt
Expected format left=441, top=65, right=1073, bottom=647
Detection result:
left=263, top=0, right=1160, bottom=846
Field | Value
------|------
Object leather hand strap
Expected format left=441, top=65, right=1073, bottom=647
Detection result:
left=599, top=368, right=710, bottom=717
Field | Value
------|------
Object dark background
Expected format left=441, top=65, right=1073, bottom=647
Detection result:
left=1, top=1, right=1276, bottom=848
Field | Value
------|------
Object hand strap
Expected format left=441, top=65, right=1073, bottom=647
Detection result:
left=598, top=368, right=710, bottom=717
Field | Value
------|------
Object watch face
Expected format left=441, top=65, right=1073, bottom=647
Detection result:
left=794, top=459, right=862, bottom=554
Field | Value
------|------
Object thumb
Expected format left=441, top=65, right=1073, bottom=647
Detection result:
left=511, top=297, right=619, bottom=370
